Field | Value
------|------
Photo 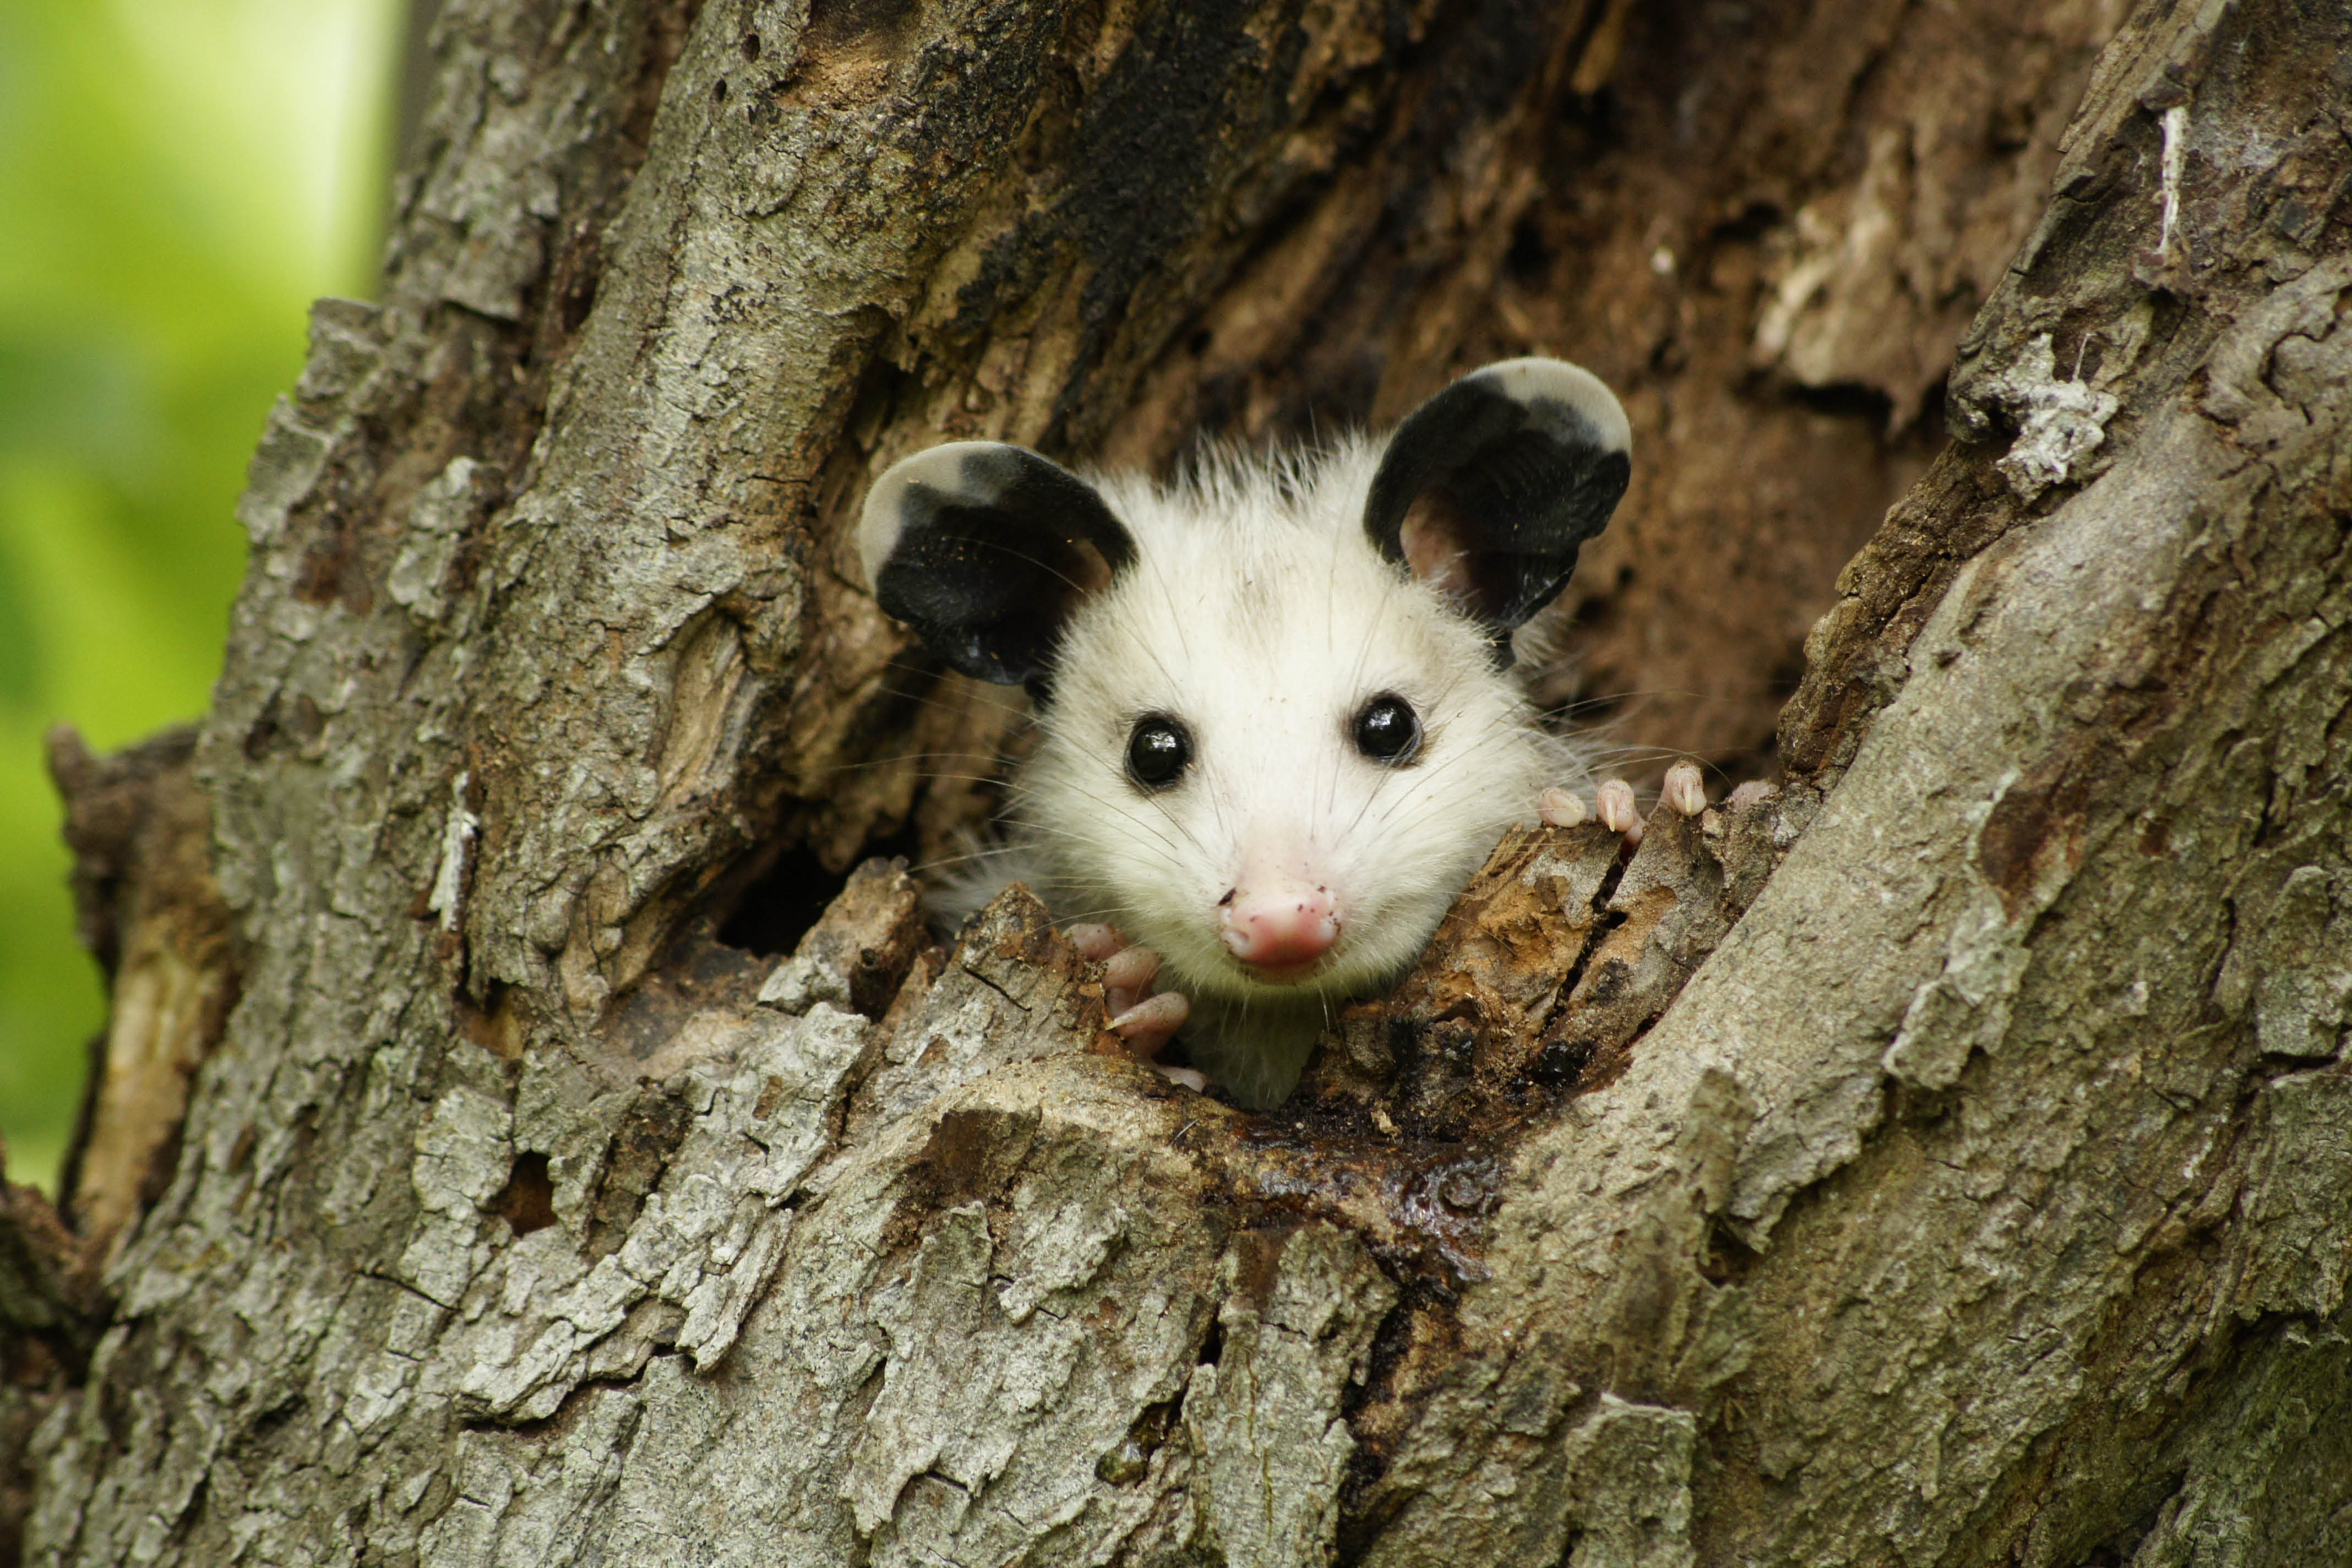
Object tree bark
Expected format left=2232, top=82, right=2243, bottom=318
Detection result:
left=6, top=0, right=2349, bottom=1564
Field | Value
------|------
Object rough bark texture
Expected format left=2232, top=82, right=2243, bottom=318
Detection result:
left=6, top=0, right=2350, bottom=1564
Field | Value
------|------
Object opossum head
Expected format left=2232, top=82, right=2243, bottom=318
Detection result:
left=859, top=358, right=1631, bottom=1006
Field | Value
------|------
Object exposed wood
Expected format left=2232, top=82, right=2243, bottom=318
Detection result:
left=44, top=728, right=235, bottom=1262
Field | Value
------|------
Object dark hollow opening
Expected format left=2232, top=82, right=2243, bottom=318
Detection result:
left=716, top=820, right=925, bottom=958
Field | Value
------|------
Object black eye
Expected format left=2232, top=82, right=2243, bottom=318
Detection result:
left=1353, top=694, right=1422, bottom=764
left=1125, top=714, right=1193, bottom=790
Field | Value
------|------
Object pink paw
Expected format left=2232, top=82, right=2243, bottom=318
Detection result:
left=1547, top=761, right=1712, bottom=846
left=1065, top=924, right=1196, bottom=1069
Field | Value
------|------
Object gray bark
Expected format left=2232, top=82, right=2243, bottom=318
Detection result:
left=4, top=0, right=2349, bottom=1564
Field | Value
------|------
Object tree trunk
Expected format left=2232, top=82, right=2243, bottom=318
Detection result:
left=7, top=0, right=2349, bottom=1562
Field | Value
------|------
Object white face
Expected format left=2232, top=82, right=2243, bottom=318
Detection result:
left=1017, top=449, right=1551, bottom=1007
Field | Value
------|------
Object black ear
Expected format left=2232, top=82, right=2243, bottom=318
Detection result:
left=858, top=441, right=1136, bottom=689
left=1363, top=358, right=1631, bottom=657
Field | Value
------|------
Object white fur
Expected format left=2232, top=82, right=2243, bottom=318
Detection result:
left=1004, top=439, right=1587, bottom=1107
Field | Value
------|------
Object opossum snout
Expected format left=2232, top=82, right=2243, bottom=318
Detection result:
left=1218, top=879, right=1340, bottom=977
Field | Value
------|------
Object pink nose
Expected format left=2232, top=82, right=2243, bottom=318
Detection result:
left=1219, top=881, right=1340, bottom=971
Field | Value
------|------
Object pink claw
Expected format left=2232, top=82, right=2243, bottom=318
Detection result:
left=1101, top=943, right=1160, bottom=993
left=1110, top=990, right=1190, bottom=1060
left=1065, top=923, right=1125, bottom=962
left=1663, top=761, right=1706, bottom=816
left=1539, top=786, right=1589, bottom=827
left=1597, top=778, right=1642, bottom=842
left=1101, top=944, right=1162, bottom=1016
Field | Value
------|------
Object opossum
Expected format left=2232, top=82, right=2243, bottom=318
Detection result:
left=858, top=357, right=1678, bottom=1109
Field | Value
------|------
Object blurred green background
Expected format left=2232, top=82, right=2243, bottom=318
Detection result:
left=1, top=0, right=402, bottom=1193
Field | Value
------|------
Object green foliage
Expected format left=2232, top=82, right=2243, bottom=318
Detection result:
left=0, top=0, right=397, bottom=1192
